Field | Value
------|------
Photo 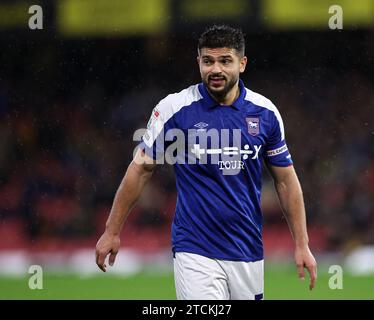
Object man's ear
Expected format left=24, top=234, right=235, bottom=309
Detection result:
left=240, top=56, right=248, bottom=73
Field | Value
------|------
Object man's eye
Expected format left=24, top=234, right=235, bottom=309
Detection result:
left=222, top=59, right=231, bottom=64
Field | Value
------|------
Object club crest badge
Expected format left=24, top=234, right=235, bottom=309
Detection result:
left=246, top=117, right=260, bottom=136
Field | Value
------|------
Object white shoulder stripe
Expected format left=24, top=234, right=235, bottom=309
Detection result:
left=244, top=88, right=285, bottom=140
left=143, top=84, right=202, bottom=147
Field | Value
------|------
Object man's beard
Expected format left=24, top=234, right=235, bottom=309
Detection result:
left=204, top=75, right=238, bottom=101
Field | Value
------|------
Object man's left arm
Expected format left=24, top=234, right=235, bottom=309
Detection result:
left=267, top=164, right=317, bottom=290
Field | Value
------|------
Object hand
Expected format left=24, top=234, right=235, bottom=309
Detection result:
left=95, top=231, right=120, bottom=272
left=294, top=246, right=317, bottom=290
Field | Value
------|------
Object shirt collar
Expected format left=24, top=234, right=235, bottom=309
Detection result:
left=198, top=79, right=246, bottom=110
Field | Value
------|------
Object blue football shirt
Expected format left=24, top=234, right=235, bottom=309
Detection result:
left=140, top=79, right=293, bottom=262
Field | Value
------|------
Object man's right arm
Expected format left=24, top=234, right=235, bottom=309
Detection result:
left=95, top=148, right=156, bottom=272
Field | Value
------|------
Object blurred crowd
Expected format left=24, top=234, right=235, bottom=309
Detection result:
left=0, top=31, right=373, bottom=252
left=259, top=70, right=374, bottom=251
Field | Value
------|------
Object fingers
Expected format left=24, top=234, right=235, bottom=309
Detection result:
left=95, top=233, right=120, bottom=272
left=307, top=263, right=318, bottom=290
left=296, top=262, right=305, bottom=281
left=295, top=248, right=318, bottom=290
left=109, top=250, right=118, bottom=266
left=96, top=249, right=107, bottom=272
left=96, top=248, right=118, bottom=271
left=296, top=261, right=318, bottom=290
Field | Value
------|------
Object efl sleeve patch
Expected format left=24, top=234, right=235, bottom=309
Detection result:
left=267, top=145, right=289, bottom=157
left=265, top=141, right=293, bottom=167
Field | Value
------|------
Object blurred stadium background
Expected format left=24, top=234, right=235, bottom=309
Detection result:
left=0, top=0, right=373, bottom=299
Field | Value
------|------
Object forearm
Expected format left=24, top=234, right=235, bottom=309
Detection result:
left=274, top=174, right=309, bottom=248
left=105, top=161, right=154, bottom=235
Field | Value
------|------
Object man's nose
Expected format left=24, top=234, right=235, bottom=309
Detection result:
left=211, top=61, right=222, bottom=73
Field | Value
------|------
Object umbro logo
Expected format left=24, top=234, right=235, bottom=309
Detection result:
left=194, top=122, right=209, bottom=131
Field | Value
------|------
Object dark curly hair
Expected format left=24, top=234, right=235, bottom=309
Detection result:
left=198, top=25, right=245, bottom=57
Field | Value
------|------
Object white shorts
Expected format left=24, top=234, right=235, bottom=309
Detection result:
left=173, top=252, right=264, bottom=300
